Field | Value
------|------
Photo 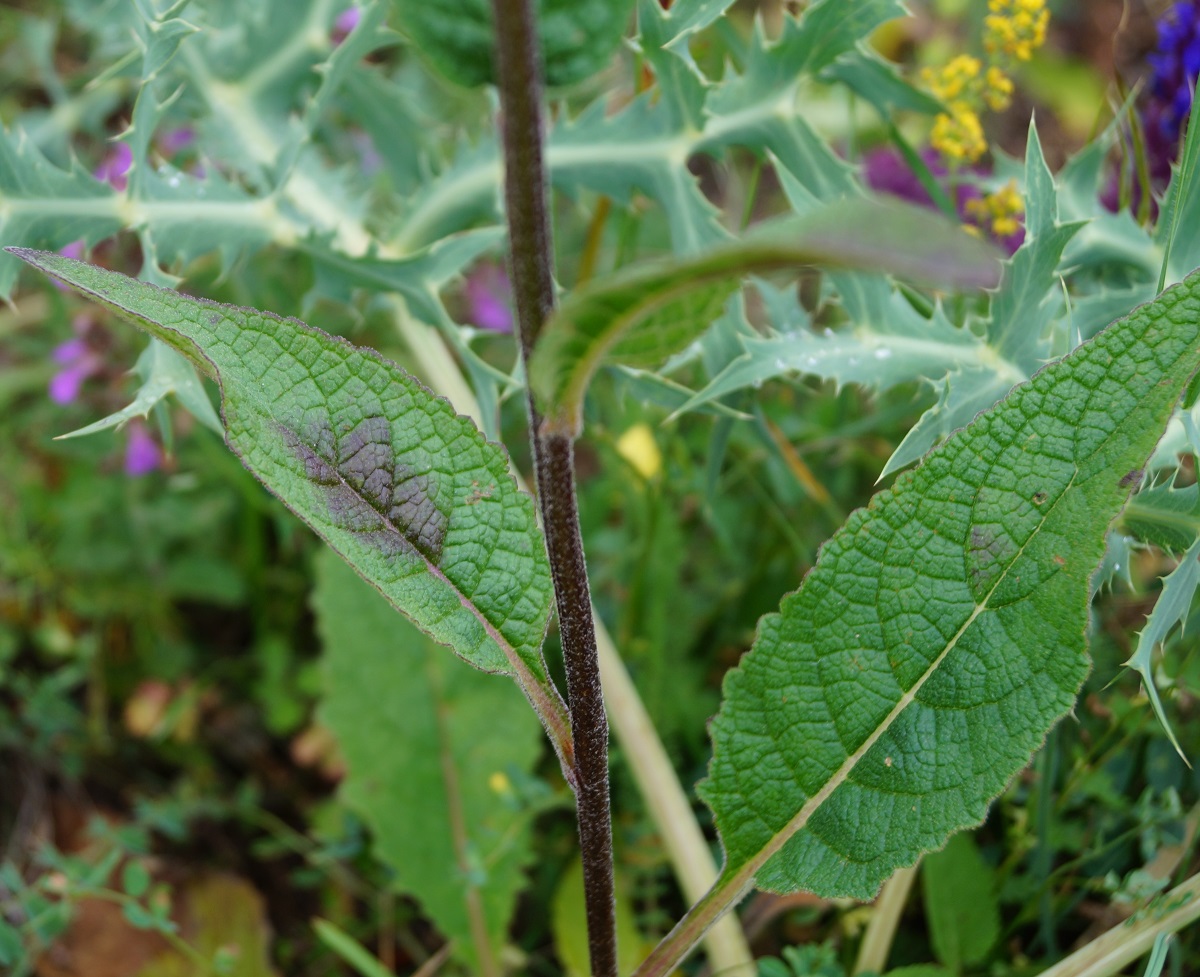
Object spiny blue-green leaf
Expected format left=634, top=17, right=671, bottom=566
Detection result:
left=1124, top=536, right=1199, bottom=763
left=1156, top=91, right=1200, bottom=289
left=0, top=126, right=122, bottom=298
left=530, top=198, right=999, bottom=436
left=922, top=834, right=1000, bottom=970
left=131, top=5, right=198, bottom=83
left=875, top=127, right=1084, bottom=477
left=985, top=125, right=1084, bottom=372
left=314, top=552, right=544, bottom=973
left=679, top=272, right=1006, bottom=415
left=823, top=50, right=943, bottom=117
left=1121, top=479, right=1200, bottom=554
left=390, top=0, right=634, bottom=88
left=699, top=267, right=1200, bottom=902
left=391, top=1, right=903, bottom=257
left=8, top=247, right=568, bottom=744
left=56, top=338, right=221, bottom=441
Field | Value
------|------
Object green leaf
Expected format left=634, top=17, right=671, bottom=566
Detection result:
left=529, top=198, right=1000, bottom=436
left=313, top=919, right=407, bottom=977
left=698, top=268, right=1200, bottom=904
left=551, top=858, right=649, bottom=977
left=7, top=248, right=569, bottom=751
left=1124, top=537, right=1199, bottom=762
left=921, top=834, right=999, bottom=970
left=1122, top=479, right=1200, bottom=554
left=58, top=339, right=221, bottom=440
left=390, top=0, right=635, bottom=88
left=314, top=551, right=544, bottom=973
left=0, top=917, right=22, bottom=967
left=678, top=273, right=1008, bottom=417
left=122, top=860, right=152, bottom=899
left=0, top=125, right=122, bottom=298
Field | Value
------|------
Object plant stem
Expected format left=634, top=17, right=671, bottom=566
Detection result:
left=489, top=3, right=618, bottom=976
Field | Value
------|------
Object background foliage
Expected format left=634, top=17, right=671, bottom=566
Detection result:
left=1, top=0, right=1198, bottom=975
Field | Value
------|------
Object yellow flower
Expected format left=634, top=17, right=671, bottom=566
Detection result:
left=931, top=102, right=987, bottom=163
left=984, top=0, right=1049, bottom=62
left=924, top=54, right=982, bottom=102
left=616, top=423, right=662, bottom=480
left=983, top=66, right=1014, bottom=111
left=965, top=180, right=1025, bottom=237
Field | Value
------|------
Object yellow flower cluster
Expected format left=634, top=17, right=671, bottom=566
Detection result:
left=923, top=0, right=1048, bottom=163
left=930, top=102, right=987, bottom=162
left=965, top=180, right=1025, bottom=237
left=984, top=0, right=1050, bottom=63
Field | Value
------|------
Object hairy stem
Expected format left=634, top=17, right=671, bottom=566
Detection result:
left=490, top=3, right=618, bottom=976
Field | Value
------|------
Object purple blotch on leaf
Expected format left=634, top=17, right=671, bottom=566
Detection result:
left=282, top=414, right=447, bottom=563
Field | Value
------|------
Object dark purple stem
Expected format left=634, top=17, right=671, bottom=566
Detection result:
left=489, top=3, right=618, bottom=976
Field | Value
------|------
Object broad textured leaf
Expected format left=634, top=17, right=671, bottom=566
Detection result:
left=921, top=834, right=999, bottom=970
left=529, top=198, right=1000, bottom=436
left=390, top=0, right=634, bottom=88
left=314, top=552, right=543, bottom=972
left=9, top=248, right=566, bottom=734
left=699, top=268, right=1200, bottom=902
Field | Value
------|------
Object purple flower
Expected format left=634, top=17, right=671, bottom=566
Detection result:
left=862, top=146, right=1024, bottom=254
left=1104, top=2, right=1199, bottom=215
left=332, top=6, right=361, bottom=44
left=49, top=316, right=103, bottom=404
left=464, top=263, right=514, bottom=334
left=94, top=142, right=133, bottom=191
left=158, top=127, right=195, bottom=157
left=1148, top=1, right=1200, bottom=141
left=123, top=421, right=163, bottom=477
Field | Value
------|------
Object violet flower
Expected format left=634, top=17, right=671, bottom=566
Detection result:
left=1148, top=1, right=1200, bottom=141
left=158, top=127, right=195, bottom=157
left=464, top=263, right=514, bottom=334
left=332, top=6, right=361, bottom=44
left=48, top=315, right=103, bottom=405
left=123, top=421, right=163, bottom=477
left=94, top=142, right=133, bottom=192
left=1103, top=1, right=1199, bottom=214
left=862, top=146, right=1024, bottom=254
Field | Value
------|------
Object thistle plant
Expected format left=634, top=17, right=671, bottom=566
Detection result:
left=3, top=2, right=1200, bottom=976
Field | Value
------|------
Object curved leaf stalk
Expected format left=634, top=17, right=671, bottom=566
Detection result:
left=1033, top=871, right=1200, bottom=977
left=489, top=1, right=616, bottom=974
left=851, top=865, right=917, bottom=975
